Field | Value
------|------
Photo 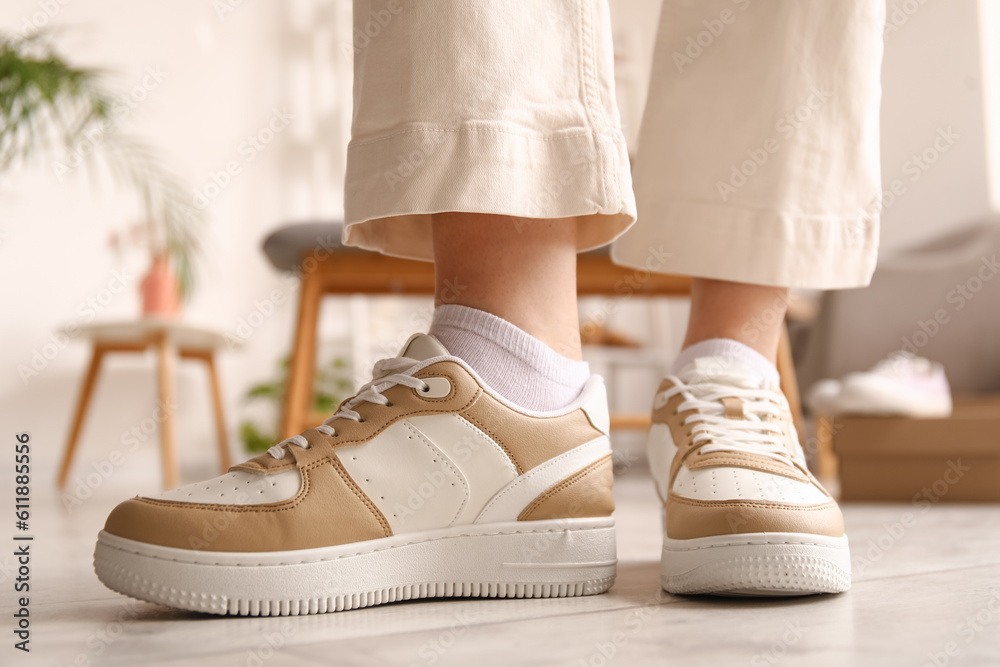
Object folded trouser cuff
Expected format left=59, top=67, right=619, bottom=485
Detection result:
left=611, top=198, right=879, bottom=290
left=344, top=126, right=636, bottom=261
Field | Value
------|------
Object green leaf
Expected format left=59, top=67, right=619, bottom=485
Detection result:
left=239, top=421, right=275, bottom=454
left=0, top=31, right=204, bottom=300
left=245, top=381, right=285, bottom=402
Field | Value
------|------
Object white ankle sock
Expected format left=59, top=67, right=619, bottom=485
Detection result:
left=671, top=338, right=780, bottom=385
left=429, top=305, right=590, bottom=411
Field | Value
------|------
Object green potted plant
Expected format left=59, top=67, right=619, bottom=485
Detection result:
left=240, top=357, right=354, bottom=453
left=0, top=31, right=203, bottom=311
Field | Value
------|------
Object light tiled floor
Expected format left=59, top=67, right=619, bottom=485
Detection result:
left=6, top=457, right=1000, bottom=667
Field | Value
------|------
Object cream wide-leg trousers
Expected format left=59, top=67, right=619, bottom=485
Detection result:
left=343, top=0, right=885, bottom=289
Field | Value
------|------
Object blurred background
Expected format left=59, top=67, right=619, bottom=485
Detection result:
left=2, top=0, right=1000, bottom=503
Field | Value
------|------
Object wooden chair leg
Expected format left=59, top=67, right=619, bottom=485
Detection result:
left=777, top=321, right=805, bottom=445
left=155, top=333, right=179, bottom=490
left=205, top=353, right=231, bottom=473
left=815, top=414, right=839, bottom=482
left=281, top=267, right=323, bottom=439
left=57, top=345, right=106, bottom=489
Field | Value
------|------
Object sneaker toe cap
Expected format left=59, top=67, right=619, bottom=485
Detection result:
left=665, top=493, right=845, bottom=540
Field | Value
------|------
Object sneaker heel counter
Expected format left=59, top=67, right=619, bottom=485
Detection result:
left=517, top=453, right=615, bottom=521
left=580, top=376, right=610, bottom=436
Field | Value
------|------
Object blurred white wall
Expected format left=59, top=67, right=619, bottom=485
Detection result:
left=0, top=0, right=308, bottom=495
left=878, top=0, right=997, bottom=252
left=983, top=0, right=1000, bottom=210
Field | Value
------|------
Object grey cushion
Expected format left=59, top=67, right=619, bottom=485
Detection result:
left=262, top=222, right=356, bottom=272
left=263, top=220, right=614, bottom=272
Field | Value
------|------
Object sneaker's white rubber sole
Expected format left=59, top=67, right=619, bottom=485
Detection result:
left=660, top=532, right=851, bottom=596
left=94, top=517, right=616, bottom=616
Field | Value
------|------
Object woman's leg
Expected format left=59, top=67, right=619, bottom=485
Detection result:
left=345, top=0, right=634, bottom=410
left=432, top=213, right=581, bottom=360
left=683, top=278, right=789, bottom=363
left=626, top=0, right=885, bottom=596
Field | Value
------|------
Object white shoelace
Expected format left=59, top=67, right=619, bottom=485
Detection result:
left=659, top=375, right=792, bottom=465
left=267, top=357, right=429, bottom=460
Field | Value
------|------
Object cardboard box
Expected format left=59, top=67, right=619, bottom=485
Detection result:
left=832, top=396, right=1000, bottom=502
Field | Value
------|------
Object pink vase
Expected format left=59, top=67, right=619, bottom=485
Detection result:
left=141, top=254, right=181, bottom=317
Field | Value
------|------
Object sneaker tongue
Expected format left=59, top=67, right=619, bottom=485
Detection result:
left=677, top=356, right=765, bottom=390
left=399, top=333, right=450, bottom=361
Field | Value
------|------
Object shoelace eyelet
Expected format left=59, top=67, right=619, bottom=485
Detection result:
left=421, top=384, right=430, bottom=393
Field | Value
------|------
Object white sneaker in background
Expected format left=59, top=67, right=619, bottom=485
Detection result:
left=805, top=378, right=842, bottom=415
left=837, top=353, right=952, bottom=417
left=807, top=353, right=952, bottom=418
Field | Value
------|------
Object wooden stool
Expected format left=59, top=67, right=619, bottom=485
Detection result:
left=57, top=320, right=232, bottom=490
left=273, top=243, right=805, bottom=442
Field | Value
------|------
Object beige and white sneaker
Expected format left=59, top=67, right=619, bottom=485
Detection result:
left=648, top=357, right=851, bottom=596
left=94, top=334, right=616, bottom=615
